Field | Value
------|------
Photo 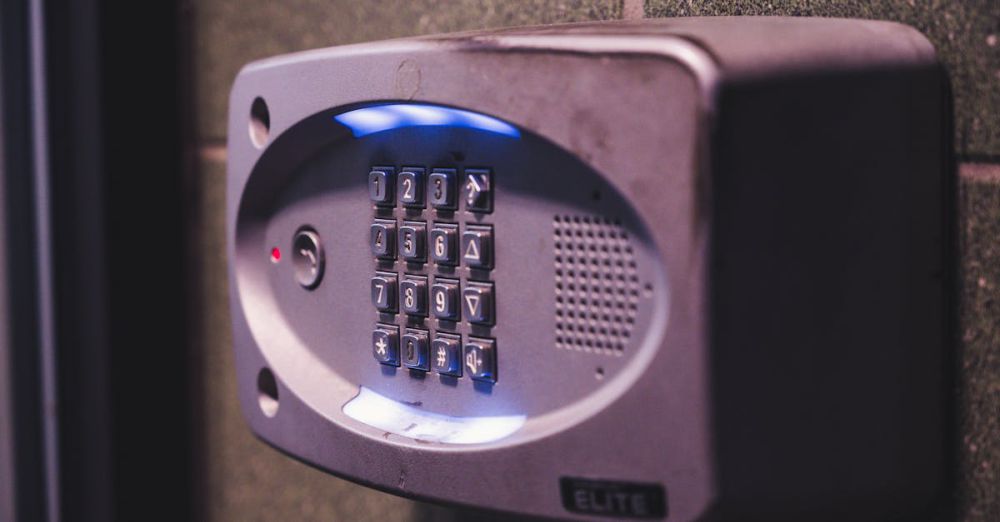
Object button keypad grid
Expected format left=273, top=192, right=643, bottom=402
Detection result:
left=368, top=166, right=497, bottom=383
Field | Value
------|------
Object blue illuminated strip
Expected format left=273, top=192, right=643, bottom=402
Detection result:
left=343, top=387, right=525, bottom=444
left=334, top=103, right=521, bottom=139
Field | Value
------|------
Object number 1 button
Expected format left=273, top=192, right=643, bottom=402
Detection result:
left=369, top=167, right=394, bottom=206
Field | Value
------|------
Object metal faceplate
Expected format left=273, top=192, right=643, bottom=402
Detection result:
left=228, top=28, right=713, bottom=521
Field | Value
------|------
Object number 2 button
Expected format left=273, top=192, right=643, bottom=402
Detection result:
left=398, top=168, right=424, bottom=208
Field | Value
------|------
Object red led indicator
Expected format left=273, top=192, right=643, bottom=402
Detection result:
left=270, top=247, right=281, bottom=263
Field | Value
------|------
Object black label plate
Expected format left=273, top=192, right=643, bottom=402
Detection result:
left=560, top=477, right=667, bottom=519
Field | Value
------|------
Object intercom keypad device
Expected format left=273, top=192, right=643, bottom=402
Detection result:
left=228, top=18, right=950, bottom=521
left=367, top=164, right=498, bottom=381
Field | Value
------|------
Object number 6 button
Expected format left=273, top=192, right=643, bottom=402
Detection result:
left=430, top=277, right=460, bottom=321
left=429, top=223, right=458, bottom=265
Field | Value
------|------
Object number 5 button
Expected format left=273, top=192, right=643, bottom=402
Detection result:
left=462, top=281, right=494, bottom=325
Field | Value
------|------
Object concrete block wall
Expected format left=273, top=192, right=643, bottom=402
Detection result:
left=186, top=1, right=998, bottom=519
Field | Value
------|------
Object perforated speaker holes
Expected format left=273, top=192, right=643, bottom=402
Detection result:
left=553, top=215, right=640, bottom=355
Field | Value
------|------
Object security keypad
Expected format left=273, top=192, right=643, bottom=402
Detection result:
left=368, top=165, right=497, bottom=382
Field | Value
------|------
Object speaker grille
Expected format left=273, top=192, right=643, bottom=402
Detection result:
left=553, top=215, right=639, bottom=355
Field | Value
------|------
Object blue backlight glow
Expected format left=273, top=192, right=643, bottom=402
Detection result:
left=343, top=387, right=525, bottom=444
left=334, top=103, right=521, bottom=139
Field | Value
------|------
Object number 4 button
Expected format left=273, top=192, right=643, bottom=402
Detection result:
left=462, top=282, right=494, bottom=325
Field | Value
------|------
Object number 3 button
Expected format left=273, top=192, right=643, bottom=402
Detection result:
left=428, top=169, right=457, bottom=210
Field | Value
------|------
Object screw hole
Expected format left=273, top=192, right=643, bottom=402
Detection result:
left=249, top=97, right=271, bottom=149
left=257, top=367, right=279, bottom=417
left=595, top=367, right=605, bottom=380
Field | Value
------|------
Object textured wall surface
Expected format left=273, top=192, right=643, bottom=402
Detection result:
left=189, top=1, right=999, bottom=520
left=646, top=0, right=1000, bottom=158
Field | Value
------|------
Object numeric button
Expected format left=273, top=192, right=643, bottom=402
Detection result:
left=462, top=225, right=493, bottom=269
left=462, top=281, right=494, bottom=325
left=432, top=333, right=462, bottom=377
left=428, top=169, right=457, bottom=210
left=464, top=169, right=492, bottom=213
left=430, top=278, right=460, bottom=321
left=370, top=219, right=396, bottom=259
left=429, top=223, right=458, bottom=265
left=400, top=275, right=428, bottom=316
left=369, top=167, right=395, bottom=206
left=398, top=221, right=426, bottom=263
left=371, top=271, right=398, bottom=313
left=398, top=168, right=425, bottom=208
left=401, top=328, right=430, bottom=371
left=464, top=337, right=496, bottom=383
left=372, top=324, right=400, bottom=366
